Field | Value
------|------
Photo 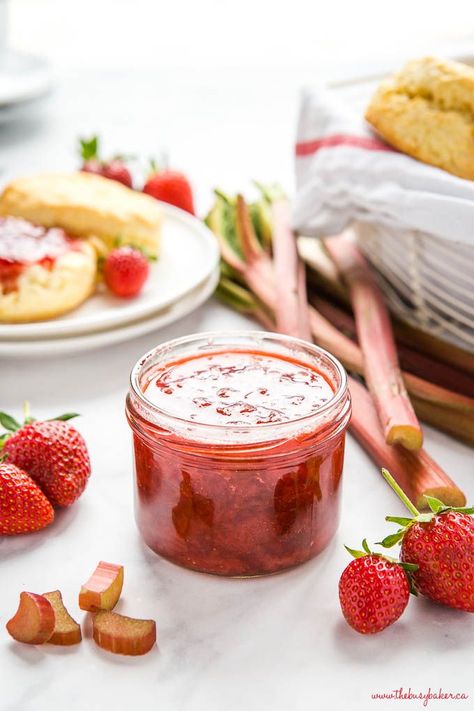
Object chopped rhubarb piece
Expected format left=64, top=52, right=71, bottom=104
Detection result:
left=43, top=590, right=82, bottom=645
left=92, top=610, right=156, bottom=656
left=6, top=592, right=55, bottom=645
left=79, top=561, right=124, bottom=612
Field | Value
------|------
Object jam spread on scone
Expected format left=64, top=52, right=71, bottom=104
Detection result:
left=0, top=216, right=80, bottom=292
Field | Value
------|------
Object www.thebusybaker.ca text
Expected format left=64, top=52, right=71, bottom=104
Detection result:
left=371, top=687, right=469, bottom=707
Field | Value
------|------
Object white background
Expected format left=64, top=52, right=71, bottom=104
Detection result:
left=1, top=2, right=474, bottom=710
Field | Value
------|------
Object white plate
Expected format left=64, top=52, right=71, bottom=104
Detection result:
left=0, top=202, right=220, bottom=340
left=0, top=268, right=219, bottom=357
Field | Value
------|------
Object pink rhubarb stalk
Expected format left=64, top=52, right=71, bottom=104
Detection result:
left=311, top=295, right=474, bottom=397
left=349, top=378, right=465, bottom=508
left=325, top=234, right=423, bottom=451
left=213, top=194, right=465, bottom=508
left=271, top=197, right=311, bottom=340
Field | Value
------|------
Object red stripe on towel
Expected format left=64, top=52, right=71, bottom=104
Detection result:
left=295, top=134, right=394, bottom=156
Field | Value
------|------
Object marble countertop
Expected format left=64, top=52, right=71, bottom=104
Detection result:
left=1, top=53, right=473, bottom=711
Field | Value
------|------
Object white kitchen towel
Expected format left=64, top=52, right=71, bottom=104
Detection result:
left=293, top=88, right=474, bottom=245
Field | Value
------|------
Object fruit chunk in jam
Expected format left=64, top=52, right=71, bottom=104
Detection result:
left=0, top=216, right=79, bottom=292
left=128, top=345, right=350, bottom=577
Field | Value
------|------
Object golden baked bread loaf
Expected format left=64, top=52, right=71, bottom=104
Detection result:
left=0, top=172, right=162, bottom=256
left=365, top=56, right=474, bottom=180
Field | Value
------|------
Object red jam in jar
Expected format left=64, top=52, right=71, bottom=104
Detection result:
left=126, top=332, right=351, bottom=576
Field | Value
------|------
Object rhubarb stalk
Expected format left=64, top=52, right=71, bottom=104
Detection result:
left=271, top=196, right=311, bottom=340
left=325, top=234, right=423, bottom=451
left=216, top=239, right=474, bottom=445
left=311, top=295, right=474, bottom=397
left=210, top=190, right=465, bottom=508
left=349, top=378, right=465, bottom=508
left=298, top=234, right=474, bottom=376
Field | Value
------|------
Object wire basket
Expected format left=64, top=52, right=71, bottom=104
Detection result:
left=354, top=220, right=474, bottom=353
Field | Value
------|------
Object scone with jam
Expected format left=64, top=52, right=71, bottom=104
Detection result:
left=0, top=172, right=162, bottom=257
left=0, top=172, right=163, bottom=322
left=0, top=216, right=96, bottom=323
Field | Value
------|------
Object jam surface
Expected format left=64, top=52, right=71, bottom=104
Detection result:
left=0, top=216, right=75, bottom=264
left=144, top=350, right=335, bottom=427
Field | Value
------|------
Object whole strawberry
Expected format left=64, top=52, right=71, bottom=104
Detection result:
left=0, top=462, right=54, bottom=535
left=143, top=160, right=195, bottom=214
left=1, top=409, right=90, bottom=508
left=379, top=469, right=474, bottom=613
left=339, top=539, right=413, bottom=634
left=103, top=246, right=150, bottom=298
left=79, top=135, right=133, bottom=188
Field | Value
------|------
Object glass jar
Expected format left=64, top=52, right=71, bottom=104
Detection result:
left=126, top=332, right=351, bottom=577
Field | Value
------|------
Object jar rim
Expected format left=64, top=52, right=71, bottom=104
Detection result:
left=129, top=330, right=349, bottom=442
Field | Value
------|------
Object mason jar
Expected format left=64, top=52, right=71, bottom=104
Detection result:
left=126, top=331, right=351, bottom=576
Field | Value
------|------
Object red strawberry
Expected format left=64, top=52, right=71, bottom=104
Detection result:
left=339, top=540, right=412, bottom=634
left=79, top=135, right=133, bottom=188
left=103, top=246, right=150, bottom=298
left=1, top=410, right=90, bottom=508
left=143, top=162, right=195, bottom=214
left=0, top=462, right=54, bottom=535
left=379, top=468, right=474, bottom=613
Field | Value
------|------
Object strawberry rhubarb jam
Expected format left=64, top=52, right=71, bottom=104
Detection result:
left=126, top=332, right=351, bottom=576
left=0, top=216, right=79, bottom=292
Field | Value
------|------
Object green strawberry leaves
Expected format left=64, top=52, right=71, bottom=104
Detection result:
left=111, top=236, right=157, bottom=262
left=385, top=516, right=413, bottom=526
left=343, top=469, right=473, bottom=601
left=378, top=530, right=406, bottom=548
left=399, top=562, right=418, bottom=573
left=0, top=407, right=80, bottom=447
left=80, top=135, right=99, bottom=161
left=0, top=412, right=21, bottom=432
left=344, top=538, right=372, bottom=559
left=424, top=494, right=474, bottom=516
left=424, top=495, right=446, bottom=513
left=48, top=413, right=80, bottom=422
left=375, top=470, right=474, bottom=555
left=344, top=537, right=419, bottom=594
left=344, top=545, right=366, bottom=559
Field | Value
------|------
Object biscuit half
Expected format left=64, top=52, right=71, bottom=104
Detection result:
left=0, top=240, right=97, bottom=323
left=365, top=56, right=474, bottom=180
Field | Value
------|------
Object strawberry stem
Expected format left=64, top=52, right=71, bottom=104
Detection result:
left=382, top=468, right=420, bottom=516
left=23, top=401, right=35, bottom=424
